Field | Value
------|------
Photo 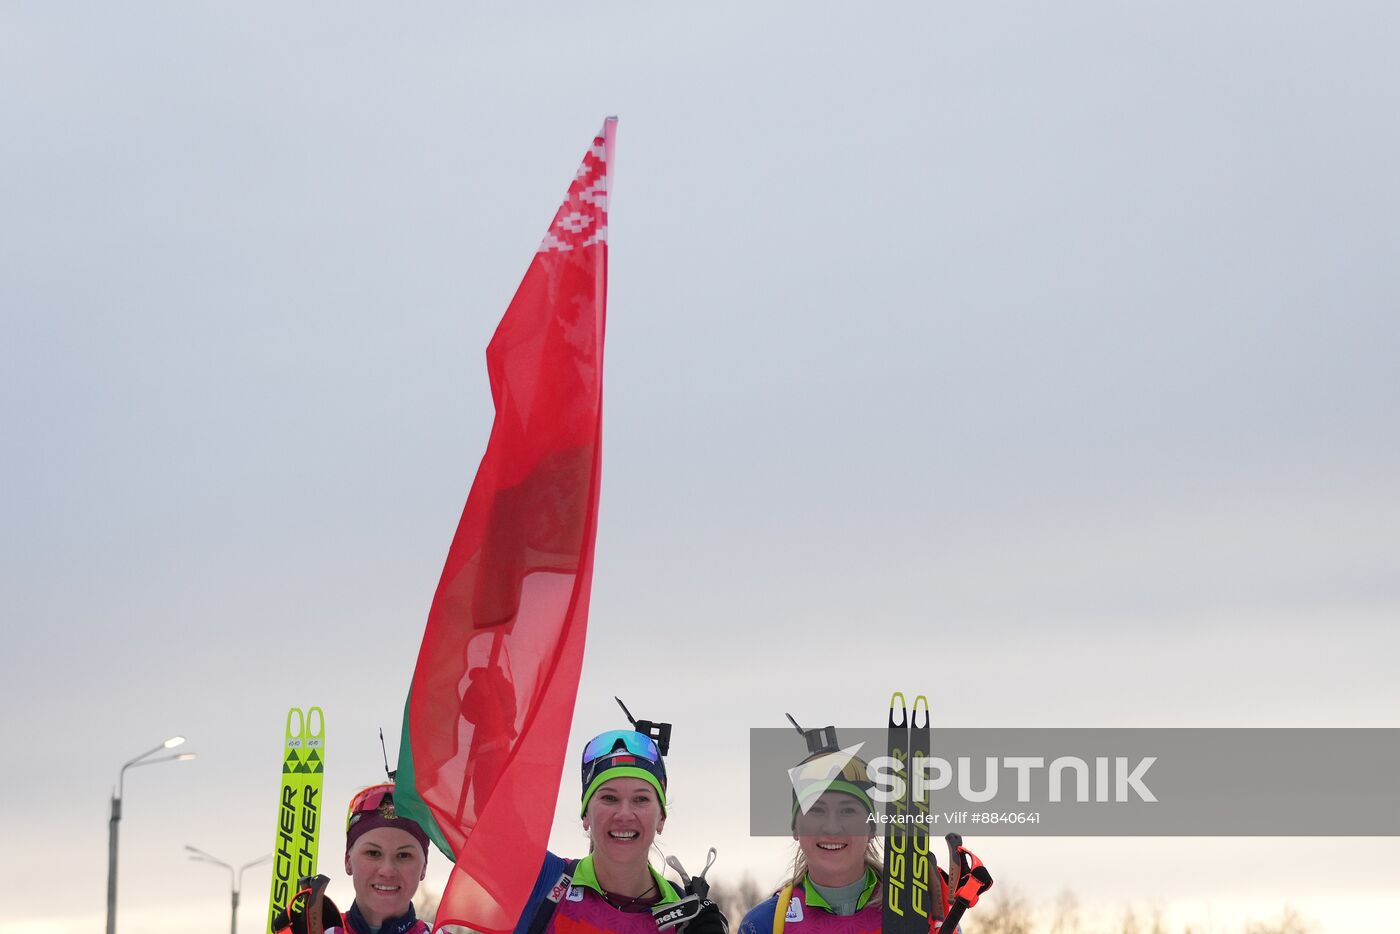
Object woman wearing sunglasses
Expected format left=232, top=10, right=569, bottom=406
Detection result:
left=512, top=714, right=728, bottom=934
left=738, top=722, right=883, bottom=934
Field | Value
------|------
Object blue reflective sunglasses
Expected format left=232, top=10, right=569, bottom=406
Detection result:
left=581, top=729, right=661, bottom=765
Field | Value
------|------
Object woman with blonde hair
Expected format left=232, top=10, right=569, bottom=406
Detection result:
left=740, top=717, right=992, bottom=934
left=739, top=721, right=883, bottom=934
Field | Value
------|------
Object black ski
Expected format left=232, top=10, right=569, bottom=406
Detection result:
left=882, top=692, right=919, bottom=934
left=909, top=696, right=933, bottom=930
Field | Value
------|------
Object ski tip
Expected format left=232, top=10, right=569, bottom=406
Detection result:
left=912, top=695, right=930, bottom=728
left=306, top=707, right=325, bottom=738
left=888, top=693, right=908, bottom=729
left=945, top=832, right=963, bottom=847
left=285, top=707, right=303, bottom=740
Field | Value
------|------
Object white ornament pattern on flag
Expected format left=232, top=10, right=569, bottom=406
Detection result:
left=538, top=130, right=610, bottom=253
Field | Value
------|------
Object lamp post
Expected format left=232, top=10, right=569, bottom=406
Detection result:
left=106, top=737, right=196, bottom=934
left=187, top=846, right=273, bottom=934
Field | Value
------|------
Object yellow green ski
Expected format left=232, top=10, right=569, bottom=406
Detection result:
left=266, top=707, right=326, bottom=934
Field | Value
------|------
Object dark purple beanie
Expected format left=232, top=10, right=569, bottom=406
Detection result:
left=345, top=784, right=430, bottom=857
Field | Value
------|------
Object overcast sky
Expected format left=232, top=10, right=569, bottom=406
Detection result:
left=3, top=4, right=1398, bottom=933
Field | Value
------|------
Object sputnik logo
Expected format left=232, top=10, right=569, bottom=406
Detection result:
left=788, top=742, right=867, bottom=813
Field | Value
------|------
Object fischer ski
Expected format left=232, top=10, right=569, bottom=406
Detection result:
left=882, top=693, right=922, bottom=934
left=267, top=707, right=326, bottom=934
left=909, top=696, right=933, bottom=930
left=882, top=692, right=993, bottom=933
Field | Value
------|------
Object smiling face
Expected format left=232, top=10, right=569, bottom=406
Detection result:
left=792, top=791, right=873, bottom=887
left=582, top=776, right=665, bottom=867
left=344, top=826, right=426, bottom=927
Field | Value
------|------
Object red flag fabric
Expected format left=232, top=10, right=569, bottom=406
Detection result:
left=396, top=119, right=615, bottom=934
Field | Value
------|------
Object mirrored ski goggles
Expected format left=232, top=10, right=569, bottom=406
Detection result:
left=580, top=730, right=668, bottom=817
left=581, top=730, right=661, bottom=766
left=346, top=782, right=396, bottom=832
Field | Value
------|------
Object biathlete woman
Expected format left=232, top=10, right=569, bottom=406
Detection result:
left=277, top=782, right=431, bottom=934
left=739, top=717, right=991, bottom=934
left=739, top=723, right=883, bottom=934
left=511, top=703, right=728, bottom=934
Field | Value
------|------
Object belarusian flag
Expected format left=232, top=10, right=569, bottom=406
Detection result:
left=396, top=118, right=616, bottom=934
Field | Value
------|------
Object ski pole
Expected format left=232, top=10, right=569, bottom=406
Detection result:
left=934, top=835, right=993, bottom=934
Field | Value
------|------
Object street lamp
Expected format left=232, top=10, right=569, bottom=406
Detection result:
left=187, top=846, right=274, bottom=934
left=106, top=737, right=196, bottom=934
